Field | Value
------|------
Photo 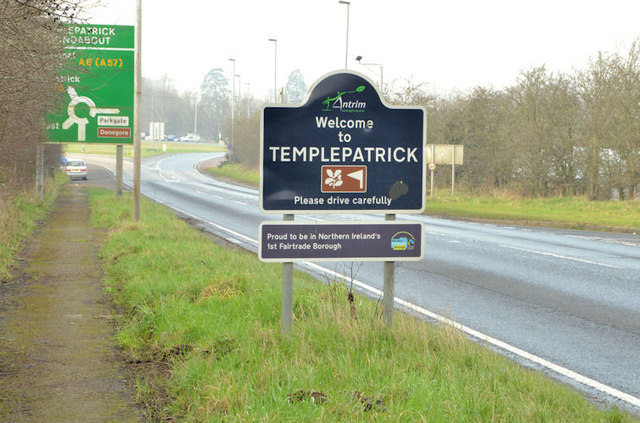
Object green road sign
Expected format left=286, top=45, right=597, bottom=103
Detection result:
left=47, top=24, right=134, bottom=144
left=63, top=24, right=134, bottom=50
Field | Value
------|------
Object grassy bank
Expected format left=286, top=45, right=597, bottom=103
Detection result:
left=88, top=188, right=636, bottom=422
left=204, top=163, right=259, bottom=187
left=427, top=192, right=640, bottom=232
left=0, top=173, right=66, bottom=280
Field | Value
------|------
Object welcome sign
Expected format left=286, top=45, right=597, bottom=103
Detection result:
left=260, top=71, right=426, bottom=214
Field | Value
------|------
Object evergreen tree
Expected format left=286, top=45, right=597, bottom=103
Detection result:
left=284, top=69, right=307, bottom=104
left=200, top=68, right=230, bottom=140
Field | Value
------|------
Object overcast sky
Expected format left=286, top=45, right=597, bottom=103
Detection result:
left=89, top=0, right=640, bottom=99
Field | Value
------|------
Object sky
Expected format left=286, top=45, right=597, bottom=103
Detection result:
left=87, top=0, right=640, bottom=100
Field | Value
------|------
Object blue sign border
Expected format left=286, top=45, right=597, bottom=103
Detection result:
left=260, top=70, right=426, bottom=214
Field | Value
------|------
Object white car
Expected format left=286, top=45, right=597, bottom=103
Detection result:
left=179, top=134, right=201, bottom=142
left=64, top=159, right=88, bottom=180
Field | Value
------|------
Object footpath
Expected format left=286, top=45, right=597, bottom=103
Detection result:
left=0, top=184, right=142, bottom=422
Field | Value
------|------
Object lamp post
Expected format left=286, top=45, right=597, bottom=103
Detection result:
left=228, top=58, right=235, bottom=162
left=133, top=0, right=142, bottom=220
left=235, top=75, right=242, bottom=123
left=193, top=91, right=199, bottom=135
left=268, top=38, right=277, bottom=102
left=338, top=1, right=350, bottom=69
left=356, top=55, right=384, bottom=91
left=245, top=82, right=251, bottom=118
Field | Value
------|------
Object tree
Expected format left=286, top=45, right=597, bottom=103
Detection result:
left=283, top=70, right=307, bottom=104
left=230, top=114, right=260, bottom=169
left=199, top=68, right=230, bottom=140
left=459, top=87, right=515, bottom=191
left=607, top=42, right=640, bottom=199
left=387, top=78, right=433, bottom=106
left=576, top=52, right=619, bottom=199
left=0, top=0, right=90, bottom=194
left=141, top=74, right=194, bottom=137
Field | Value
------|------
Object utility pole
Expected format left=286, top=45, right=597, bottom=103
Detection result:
left=229, top=58, right=235, bottom=163
left=133, top=0, right=142, bottom=221
left=339, top=1, right=350, bottom=69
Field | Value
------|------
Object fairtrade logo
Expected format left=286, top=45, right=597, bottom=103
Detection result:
left=390, top=231, right=416, bottom=251
left=321, top=85, right=366, bottom=112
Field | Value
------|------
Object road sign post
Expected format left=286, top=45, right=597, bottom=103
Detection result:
left=281, top=214, right=294, bottom=334
left=260, top=70, right=426, bottom=329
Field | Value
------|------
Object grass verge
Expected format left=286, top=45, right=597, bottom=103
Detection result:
left=0, top=173, right=66, bottom=280
left=88, top=188, right=637, bottom=422
left=204, top=163, right=259, bottom=187
left=427, top=192, right=640, bottom=232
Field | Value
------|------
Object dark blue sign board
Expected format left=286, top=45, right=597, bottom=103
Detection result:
left=260, top=71, right=426, bottom=214
left=259, top=221, right=424, bottom=262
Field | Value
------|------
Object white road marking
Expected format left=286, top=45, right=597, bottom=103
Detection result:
left=299, top=215, right=327, bottom=222
left=500, top=245, right=624, bottom=269
left=568, top=235, right=640, bottom=248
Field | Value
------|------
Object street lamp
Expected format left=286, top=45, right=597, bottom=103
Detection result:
left=356, top=55, right=384, bottom=91
left=268, top=38, right=277, bottom=102
left=193, top=91, right=199, bottom=135
left=228, top=58, right=235, bottom=162
left=245, top=82, right=251, bottom=118
left=338, top=1, right=350, bottom=69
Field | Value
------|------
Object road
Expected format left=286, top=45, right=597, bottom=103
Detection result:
left=84, top=152, right=640, bottom=414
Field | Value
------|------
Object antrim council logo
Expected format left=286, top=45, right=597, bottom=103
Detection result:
left=321, top=85, right=366, bottom=112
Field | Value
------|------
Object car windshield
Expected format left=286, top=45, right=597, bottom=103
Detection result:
left=67, top=161, right=84, bottom=167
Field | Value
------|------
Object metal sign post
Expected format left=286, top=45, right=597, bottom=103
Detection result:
left=260, top=70, right=426, bottom=330
left=383, top=213, right=396, bottom=326
left=133, top=0, right=141, bottom=221
left=281, top=214, right=294, bottom=334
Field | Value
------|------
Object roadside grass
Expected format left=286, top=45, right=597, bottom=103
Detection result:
left=88, top=188, right=637, bottom=422
left=0, top=173, right=66, bottom=280
left=427, top=192, right=640, bottom=231
left=204, top=163, right=259, bottom=187
left=62, top=141, right=226, bottom=158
